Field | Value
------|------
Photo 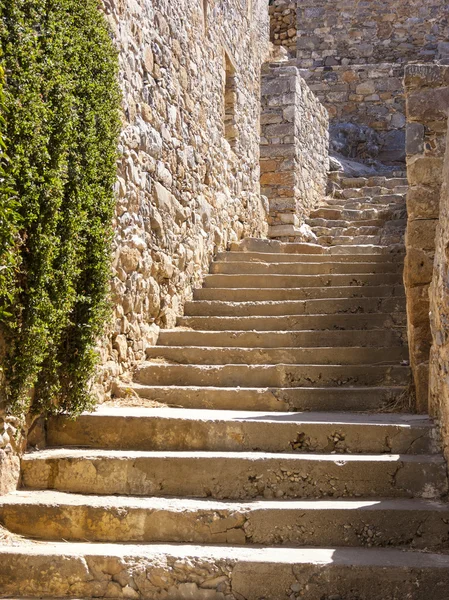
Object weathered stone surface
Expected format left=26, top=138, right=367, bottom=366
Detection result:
left=430, top=117, right=449, bottom=464
left=260, top=62, right=329, bottom=238
left=404, top=64, right=449, bottom=412
left=295, top=0, right=449, bottom=67
left=93, top=0, right=271, bottom=399
left=2, top=544, right=449, bottom=600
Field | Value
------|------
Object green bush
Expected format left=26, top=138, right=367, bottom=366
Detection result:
left=0, top=0, right=121, bottom=416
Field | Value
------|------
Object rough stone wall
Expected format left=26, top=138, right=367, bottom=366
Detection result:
left=430, top=119, right=449, bottom=461
left=260, top=62, right=329, bottom=239
left=269, top=0, right=296, bottom=57
left=404, top=64, right=449, bottom=412
left=292, top=0, right=449, bottom=163
left=296, top=0, right=449, bottom=68
left=300, top=64, right=405, bottom=160
left=96, top=0, right=270, bottom=395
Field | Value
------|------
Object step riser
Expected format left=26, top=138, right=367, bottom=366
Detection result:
left=178, top=314, right=407, bottom=331
left=309, top=209, right=405, bottom=222
left=204, top=274, right=403, bottom=288
left=193, top=286, right=405, bottom=301
left=158, top=329, right=407, bottom=348
left=135, top=364, right=411, bottom=387
left=210, top=262, right=403, bottom=275
left=183, top=298, right=406, bottom=317
left=1, top=501, right=447, bottom=548
left=1, top=546, right=448, bottom=600
left=329, top=245, right=405, bottom=255
left=317, top=235, right=404, bottom=247
left=117, top=385, right=409, bottom=412
left=231, top=238, right=404, bottom=255
left=146, top=346, right=409, bottom=365
left=20, top=454, right=447, bottom=499
left=216, top=252, right=405, bottom=264
left=47, top=414, right=434, bottom=454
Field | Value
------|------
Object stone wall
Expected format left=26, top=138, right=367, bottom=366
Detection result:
left=300, top=64, right=405, bottom=162
left=260, top=62, right=329, bottom=239
left=269, top=0, right=296, bottom=57
left=291, top=0, right=449, bottom=163
left=404, top=64, right=449, bottom=412
left=430, top=119, right=449, bottom=461
left=96, top=0, right=270, bottom=396
left=296, top=0, right=449, bottom=68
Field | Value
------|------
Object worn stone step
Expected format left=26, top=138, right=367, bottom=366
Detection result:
left=335, top=189, right=406, bottom=202
left=309, top=207, right=398, bottom=221
left=317, top=235, right=404, bottom=247
left=323, top=200, right=405, bottom=212
left=135, top=363, right=410, bottom=387
left=194, top=285, right=405, bottom=301
left=20, top=448, right=447, bottom=499
left=328, top=244, right=405, bottom=255
left=203, top=272, right=403, bottom=288
left=231, top=238, right=326, bottom=254
left=308, top=217, right=387, bottom=228
left=231, top=237, right=404, bottom=256
left=311, top=225, right=382, bottom=237
left=158, top=328, right=407, bottom=348
left=1, top=492, right=448, bottom=549
left=1, top=543, right=448, bottom=600
left=335, top=186, right=389, bottom=199
left=210, top=261, right=402, bottom=275
left=215, top=251, right=404, bottom=264
left=339, top=176, right=407, bottom=189
left=47, top=408, right=436, bottom=454
left=115, top=384, right=409, bottom=412
left=178, top=313, right=407, bottom=331
left=146, top=346, right=409, bottom=366
left=183, top=298, right=406, bottom=317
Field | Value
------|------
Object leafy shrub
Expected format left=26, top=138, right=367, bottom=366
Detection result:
left=0, top=0, right=121, bottom=416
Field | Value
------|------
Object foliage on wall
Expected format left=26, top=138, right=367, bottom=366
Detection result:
left=0, top=0, right=121, bottom=417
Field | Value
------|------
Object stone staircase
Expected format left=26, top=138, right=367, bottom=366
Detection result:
left=1, top=175, right=449, bottom=599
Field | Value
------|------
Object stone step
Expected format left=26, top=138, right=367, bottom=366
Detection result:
left=336, top=186, right=389, bottom=198
left=323, top=199, right=405, bottom=211
left=158, top=328, right=407, bottom=348
left=210, top=261, right=402, bottom=275
left=183, top=298, right=406, bottom=317
left=317, top=235, right=404, bottom=247
left=47, top=408, right=436, bottom=454
left=339, top=176, right=408, bottom=189
left=177, top=313, right=406, bottom=331
left=309, top=207, right=400, bottom=221
left=329, top=244, right=405, bottom=255
left=146, top=346, right=409, bottom=366
left=216, top=251, right=404, bottom=264
left=2, top=491, right=448, bottom=549
left=135, top=363, right=410, bottom=387
left=231, top=238, right=326, bottom=254
left=115, top=384, right=409, bottom=412
left=230, top=238, right=404, bottom=256
left=20, top=448, right=447, bottom=499
left=203, top=272, right=403, bottom=288
left=1, top=543, right=448, bottom=600
left=335, top=188, right=406, bottom=201
left=310, top=226, right=383, bottom=237
left=194, top=285, right=405, bottom=301
left=307, top=217, right=388, bottom=228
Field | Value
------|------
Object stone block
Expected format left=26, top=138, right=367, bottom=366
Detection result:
left=407, top=219, right=438, bottom=252
left=406, top=185, right=441, bottom=220
left=407, top=157, right=444, bottom=187
left=406, top=122, right=425, bottom=155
